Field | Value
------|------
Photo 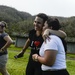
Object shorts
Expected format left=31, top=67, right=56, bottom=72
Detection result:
left=0, top=54, right=8, bottom=68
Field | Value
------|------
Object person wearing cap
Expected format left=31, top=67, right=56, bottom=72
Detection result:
left=0, top=21, right=13, bottom=75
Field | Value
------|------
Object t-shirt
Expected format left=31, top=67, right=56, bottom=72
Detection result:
left=29, top=29, right=44, bottom=55
left=0, top=32, right=8, bottom=56
left=28, top=29, right=44, bottom=68
left=39, top=35, right=66, bottom=71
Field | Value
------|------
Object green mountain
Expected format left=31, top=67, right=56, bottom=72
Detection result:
left=0, top=5, right=75, bottom=37
left=0, top=5, right=32, bottom=23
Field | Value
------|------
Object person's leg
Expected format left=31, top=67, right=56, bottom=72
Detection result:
left=34, top=68, right=42, bottom=75
left=26, top=62, right=34, bottom=75
left=0, top=66, right=9, bottom=75
left=0, top=54, right=9, bottom=75
left=34, top=61, right=42, bottom=75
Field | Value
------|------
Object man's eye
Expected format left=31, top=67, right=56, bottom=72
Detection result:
left=34, top=21, right=36, bottom=23
left=38, top=22, right=41, bottom=24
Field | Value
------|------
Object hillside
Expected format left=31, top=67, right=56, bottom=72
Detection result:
left=0, top=5, right=75, bottom=38
left=0, top=5, right=32, bottom=23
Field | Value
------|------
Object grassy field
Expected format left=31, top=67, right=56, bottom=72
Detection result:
left=0, top=45, right=75, bottom=75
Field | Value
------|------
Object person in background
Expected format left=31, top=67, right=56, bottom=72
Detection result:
left=32, top=18, right=69, bottom=75
left=15, top=13, right=67, bottom=75
left=0, top=21, right=13, bottom=75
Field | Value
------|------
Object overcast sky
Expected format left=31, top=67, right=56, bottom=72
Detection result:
left=0, top=0, right=75, bottom=17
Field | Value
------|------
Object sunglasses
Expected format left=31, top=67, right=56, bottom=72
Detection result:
left=0, top=24, right=5, bottom=28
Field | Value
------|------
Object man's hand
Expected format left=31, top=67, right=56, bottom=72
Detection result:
left=0, top=49, right=5, bottom=53
left=14, top=51, right=24, bottom=59
left=42, top=29, right=50, bottom=43
left=32, top=54, right=39, bottom=62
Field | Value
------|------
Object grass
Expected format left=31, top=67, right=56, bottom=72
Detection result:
left=7, top=45, right=30, bottom=75
left=7, top=51, right=28, bottom=75
left=0, top=45, right=75, bottom=75
left=67, top=60, right=75, bottom=75
left=66, top=54, right=75, bottom=75
left=0, top=45, right=30, bottom=75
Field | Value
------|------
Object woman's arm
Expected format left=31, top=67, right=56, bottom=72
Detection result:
left=58, top=30, right=67, bottom=38
left=0, top=35, right=13, bottom=52
left=32, top=50, right=57, bottom=66
left=14, top=38, right=30, bottom=58
left=42, top=29, right=67, bottom=42
left=43, top=29, right=67, bottom=38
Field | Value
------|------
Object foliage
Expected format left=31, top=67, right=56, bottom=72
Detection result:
left=0, top=5, right=33, bottom=34
left=12, top=19, right=34, bottom=34
left=61, top=18, right=75, bottom=37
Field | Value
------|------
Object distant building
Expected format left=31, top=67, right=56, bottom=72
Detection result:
left=15, top=36, right=28, bottom=47
left=67, top=37, right=75, bottom=54
left=12, top=35, right=28, bottom=47
left=13, top=35, right=75, bottom=54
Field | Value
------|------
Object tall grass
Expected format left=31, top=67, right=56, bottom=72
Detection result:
left=0, top=45, right=75, bottom=75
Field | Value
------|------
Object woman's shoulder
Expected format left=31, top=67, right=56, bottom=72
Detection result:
left=1, top=32, right=8, bottom=37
